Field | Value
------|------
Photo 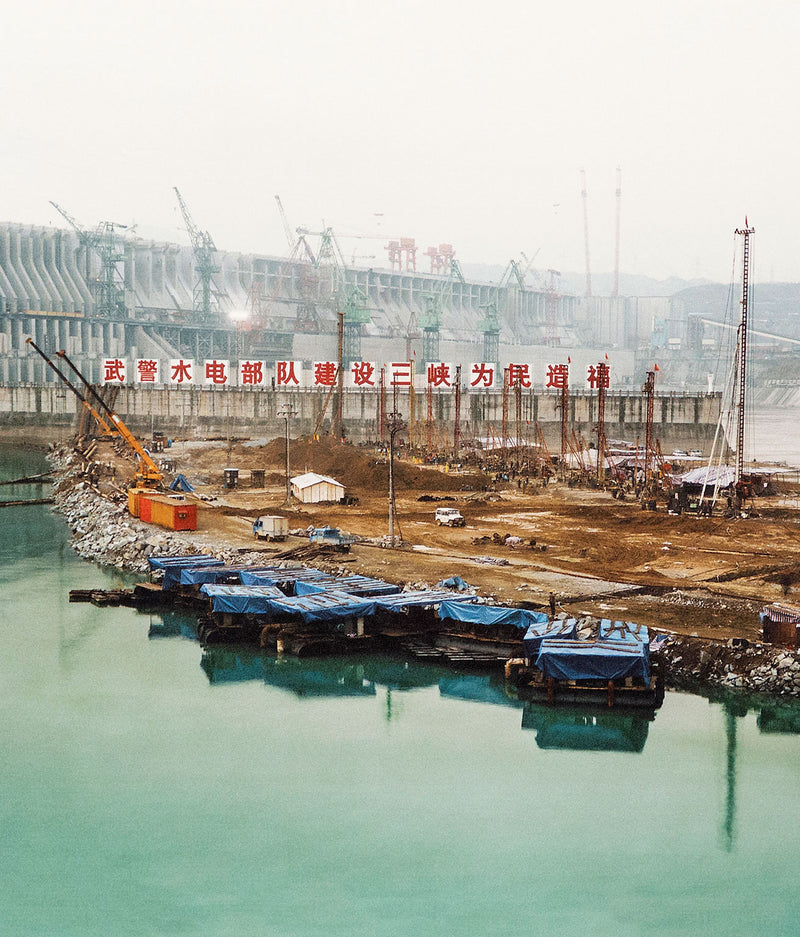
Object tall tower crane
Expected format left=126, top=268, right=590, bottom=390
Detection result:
left=275, top=195, right=316, bottom=264
left=305, top=225, right=370, bottom=365
left=613, top=167, right=622, bottom=298
left=49, top=201, right=128, bottom=319
left=580, top=168, right=592, bottom=299
left=173, top=187, right=224, bottom=324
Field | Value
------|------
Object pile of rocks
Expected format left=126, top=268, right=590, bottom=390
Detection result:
left=663, top=635, right=800, bottom=697
left=52, top=476, right=201, bottom=573
left=49, top=447, right=225, bottom=572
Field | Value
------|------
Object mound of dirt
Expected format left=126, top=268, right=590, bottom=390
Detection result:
left=260, top=436, right=489, bottom=493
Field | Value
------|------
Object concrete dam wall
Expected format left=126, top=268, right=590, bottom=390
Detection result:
left=0, top=383, right=722, bottom=452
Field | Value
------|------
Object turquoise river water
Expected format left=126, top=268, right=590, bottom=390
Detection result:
left=2, top=445, right=800, bottom=937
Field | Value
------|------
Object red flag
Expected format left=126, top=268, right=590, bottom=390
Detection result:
left=654, top=363, right=659, bottom=371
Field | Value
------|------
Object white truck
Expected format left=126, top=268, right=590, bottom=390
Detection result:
left=435, top=506, right=465, bottom=527
left=252, top=515, right=289, bottom=541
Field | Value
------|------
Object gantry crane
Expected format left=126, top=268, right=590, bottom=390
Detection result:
left=305, top=225, right=370, bottom=365
left=274, top=195, right=316, bottom=264
left=49, top=201, right=128, bottom=319
left=174, top=187, right=225, bottom=325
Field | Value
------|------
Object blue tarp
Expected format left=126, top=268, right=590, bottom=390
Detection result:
left=148, top=554, right=214, bottom=570
left=169, top=473, right=195, bottom=492
left=598, top=619, right=649, bottom=644
left=265, top=590, right=376, bottom=624
left=293, top=576, right=401, bottom=597
left=535, top=638, right=650, bottom=684
left=239, top=568, right=328, bottom=587
left=200, top=584, right=284, bottom=614
left=439, top=602, right=549, bottom=630
left=179, top=565, right=245, bottom=586
left=375, top=591, right=480, bottom=612
left=437, top=576, right=471, bottom=592
left=162, top=558, right=224, bottom=590
left=522, top=618, right=578, bottom=657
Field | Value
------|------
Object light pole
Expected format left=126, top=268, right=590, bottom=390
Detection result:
left=386, top=409, right=406, bottom=545
left=278, top=403, right=296, bottom=504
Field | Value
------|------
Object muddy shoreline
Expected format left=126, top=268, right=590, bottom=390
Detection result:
left=46, top=444, right=800, bottom=702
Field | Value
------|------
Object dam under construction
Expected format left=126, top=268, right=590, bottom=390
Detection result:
left=0, top=217, right=725, bottom=450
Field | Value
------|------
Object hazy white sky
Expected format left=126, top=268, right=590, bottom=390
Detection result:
left=1, top=0, right=796, bottom=285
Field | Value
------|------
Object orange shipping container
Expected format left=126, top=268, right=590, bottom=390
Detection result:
left=140, top=494, right=197, bottom=531
left=128, top=488, right=158, bottom=518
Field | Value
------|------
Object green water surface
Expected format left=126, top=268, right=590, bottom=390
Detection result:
left=1, top=448, right=799, bottom=937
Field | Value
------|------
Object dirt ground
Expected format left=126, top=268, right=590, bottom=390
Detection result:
left=98, top=434, right=800, bottom=643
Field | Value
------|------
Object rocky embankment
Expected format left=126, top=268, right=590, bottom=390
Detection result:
left=48, top=448, right=800, bottom=700
left=49, top=447, right=265, bottom=573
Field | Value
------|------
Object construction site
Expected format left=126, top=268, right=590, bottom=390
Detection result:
left=1, top=194, right=798, bottom=664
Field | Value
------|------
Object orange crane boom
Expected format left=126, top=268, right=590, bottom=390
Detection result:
left=55, top=349, right=163, bottom=487
left=26, top=339, right=117, bottom=438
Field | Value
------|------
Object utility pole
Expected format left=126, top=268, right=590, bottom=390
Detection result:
left=279, top=402, right=296, bottom=504
left=333, top=309, right=344, bottom=440
left=643, top=369, right=656, bottom=487
left=387, top=409, right=406, bottom=546
left=734, top=220, right=755, bottom=485
left=378, top=367, right=386, bottom=441
left=560, top=363, right=570, bottom=479
left=453, top=365, right=462, bottom=457
left=501, top=367, right=510, bottom=448
left=596, top=361, right=609, bottom=484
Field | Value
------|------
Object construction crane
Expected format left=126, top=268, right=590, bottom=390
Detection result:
left=477, top=302, right=501, bottom=364
left=49, top=201, right=128, bottom=319
left=580, top=168, right=592, bottom=299
left=274, top=195, right=316, bottom=264
left=26, top=338, right=116, bottom=437
left=173, top=187, right=224, bottom=325
left=305, top=225, right=369, bottom=364
left=545, top=269, right=561, bottom=346
left=413, top=252, right=468, bottom=363
left=56, top=349, right=163, bottom=488
left=27, top=338, right=163, bottom=488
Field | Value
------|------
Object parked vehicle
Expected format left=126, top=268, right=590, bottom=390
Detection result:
left=435, top=507, right=466, bottom=527
left=309, top=526, right=358, bottom=551
left=253, top=515, right=289, bottom=541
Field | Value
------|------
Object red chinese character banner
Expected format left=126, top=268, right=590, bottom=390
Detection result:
left=98, top=357, right=610, bottom=389
left=238, top=360, right=266, bottom=386
left=102, top=358, right=127, bottom=383
left=169, top=359, right=195, bottom=385
left=469, top=363, right=495, bottom=388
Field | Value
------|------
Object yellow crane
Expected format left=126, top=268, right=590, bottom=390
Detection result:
left=26, top=339, right=117, bottom=438
left=26, top=338, right=163, bottom=488
left=55, top=350, right=164, bottom=488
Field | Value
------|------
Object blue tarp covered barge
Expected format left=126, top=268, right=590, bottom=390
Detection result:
left=146, top=558, right=479, bottom=651
left=510, top=618, right=663, bottom=709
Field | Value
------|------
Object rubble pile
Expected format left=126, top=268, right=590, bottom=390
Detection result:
left=663, top=635, right=800, bottom=697
left=48, top=446, right=260, bottom=573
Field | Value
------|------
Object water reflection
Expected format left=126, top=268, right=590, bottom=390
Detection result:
left=702, top=688, right=800, bottom=853
left=522, top=704, right=653, bottom=752
left=147, top=611, right=198, bottom=641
